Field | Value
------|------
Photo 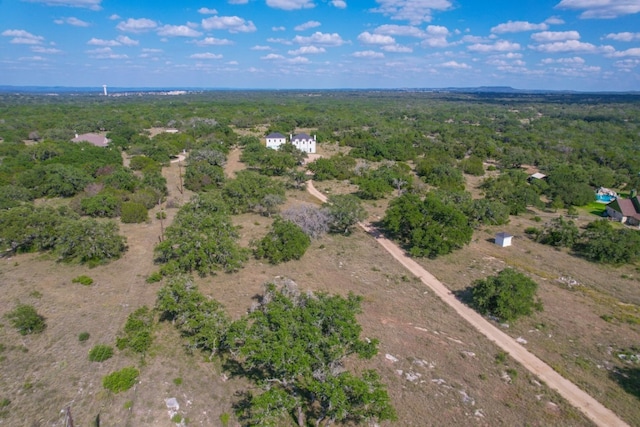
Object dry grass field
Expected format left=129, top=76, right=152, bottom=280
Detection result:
left=0, top=148, right=638, bottom=426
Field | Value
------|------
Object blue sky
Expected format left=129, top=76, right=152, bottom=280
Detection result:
left=1, top=0, right=639, bottom=91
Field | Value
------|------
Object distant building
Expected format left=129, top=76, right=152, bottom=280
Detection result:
left=290, top=133, right=316, bottom=154
left=527, top=172, right=547, bottom=183
left=495, top=232, right=513, bottom=247
left=265, top=132, right=317, bottom=153
left=606, top=196, right=640, bottom=228
left=266, top=132, right=287, bottom=150
left=71, top=133, right=110, bottom=147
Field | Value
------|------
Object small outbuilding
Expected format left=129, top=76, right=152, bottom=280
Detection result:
left=495, top=232, right=513, bottom=247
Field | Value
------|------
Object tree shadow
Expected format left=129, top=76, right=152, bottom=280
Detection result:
left=453, top=286, right=475, bottom=306
left=610, top=366, right=640, bottom=399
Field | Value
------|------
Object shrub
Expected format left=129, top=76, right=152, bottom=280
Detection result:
left=102, top=367, right=139, bottom=393
left=120, top=201, right=148, bottom=224
left=88, top=344, right=114, bottom=362
left=146, top=271, right=163, bottom=283
left=471, top=268, right=543, bottom=322
left=72, top=275, right=94, bottom=286
left=6, top=304, right=46, bottom=335
left=116, top=306, right=153, bottom=354
left=78, top=332, right=90, bottom=342
left=254, top=218, right=311, bottom=264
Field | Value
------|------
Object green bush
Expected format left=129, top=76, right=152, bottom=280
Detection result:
left=88, top=344, right=114, bottom=362
left=120, top=201, right=148, bottom=224
left=6, top=304, right=46, bottom=335
left=471, top=268, right=543, bottom=322
left=102, top=366, right=139, bottom=393
left=72, top=275, right=94, bottom=286
left=116, top=306, right=153, bottom=354
left=78, top=331, right=90, bottom=342
left=254, top=218, right=311, bottom=264
left=145, top=271, right=163, bottom=283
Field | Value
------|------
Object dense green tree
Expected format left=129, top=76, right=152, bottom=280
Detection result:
left=460, top=155, right=485, bottom=176
left=55, top=219, right=127, bottom=265
left=324, top=194, right=367, bottom=235
left=0, top=185, right=33, bottom=210
left=254, top=218, right=311, bottom=264
left=18, top=163, right=92, bottom=198
left=184, top=160, right=225, bottom=192
left=80, top=192, right=122, bottom=217
left=536, top=217, right=580, bottom=247
left=120, top=201, right=148, bottom=223
left=383, top=192, right=473, bottom=258
left=573, top=220, right=640, bottom=264
left=481, top=169, right=542, bottom=215
left=154, top=194, right=248, bottom=276
left=465, top=198, right=511, bottom=228
left=307, top=154, right=355, bottom=181
left=471, top=268, right=543, bottom=322
left=116, top=306, right=154, bottom=354
left=0, top=205, right=73, bottom=254
left=227, top=283, right=395, bottom=426
left=156, top=276, right=230, bottom=357
left=222, top=170, right=286, bottom=215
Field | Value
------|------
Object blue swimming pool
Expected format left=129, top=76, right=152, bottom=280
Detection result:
left=596, top=194, right=616, bottom=203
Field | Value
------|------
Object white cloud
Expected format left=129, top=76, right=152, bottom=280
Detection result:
left=609, top=47, right=640, bottom=57
left=331, top=0, right=346, bottom=8
left=87, top=37, right=119, bottom=46
left=201, top=16, right=257, bottom=33
left=261, top=53, right=286, bottom=60
left=229, top=0, right=249, bottom=3
left=198, top=7, right=218, bottom=14
left=287, top=56, right=310, bottom=64
left=116, top=18, right=158, bottom=33
left=381, top=44, right=412, bottom=52
left=530, top=40, right=612, bottom=53
left=468, top=40, right=520, bottom=52
left=545, top=16, right=565, bottom=25
left=358, top=31, right=395, bottom=45
left=605, top=32, right=640, bottom=42
left=109, top=14, right=120, bottom=20
left=116, top=35, right=138, bottom=46
left=267, top=37, right=293, bottom=45
left=272, top=26, right=286, bottom=31
left=87, top=35, right=138, bottom=47
left=613, top=59, right=640, bottom=69
left=23, top=0, right=102, bottom=10
left=190, top=52, right=223, bottom=59
left=19, top=55, right=45, bottom=61
left=288, top=45, right=326, bottom=54
left=374, top=24, right=425, bottom=38
left=86, top=47, right=128, bottom=59
left=54, top=17, right=90, bottom=27
left=421, top=25, right=450, bottom=47
left=531, top=31, right=580, bottom=42
left=266, top=0, right=315, bottom=10
left=371, top=0, right=453, bottom=25
left=251, top=45, right=272, bottom=50
left=1, top=29, right=44, bottom=44
left=293, top=32, right=345, bottom=46
left=440, top=60, right=470, bottom=69
left=193, top=37, right=233, bottom=46
left=556, top=0, right=640, bottom=19
left=294, top=21, right=321, bottom=31
left=541, top=56, right=585, bottom=65
left=491, top=21, right=548, bottom=34
left=31, top=45, right=62, bottom=53
left=157, top=25, right=202, bottom=37
left=352, top=50, right=384, bottom=58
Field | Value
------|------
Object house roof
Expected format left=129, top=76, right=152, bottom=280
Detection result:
left=496, top=232, right=512, bottom=239
left=608, top=196, right=640, bottom=221
left=292, top=133, right=312, bottom=140
left=266, top=132, right=286, bottom=139
left=71, top=133, right=110, bottom=147
left=529, top=172, right=546, bottom=180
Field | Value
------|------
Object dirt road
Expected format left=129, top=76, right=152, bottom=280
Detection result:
left=306, top=180, right=629, bottom=427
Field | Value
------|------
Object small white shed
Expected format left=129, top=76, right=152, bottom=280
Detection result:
left=495, top=232, right=513, bottom=247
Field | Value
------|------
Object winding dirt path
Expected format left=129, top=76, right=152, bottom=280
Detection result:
left=306, top=180, right=629, bottom=427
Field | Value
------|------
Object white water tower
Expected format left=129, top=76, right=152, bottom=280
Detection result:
left=102, top=85, right=107, bottom=96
